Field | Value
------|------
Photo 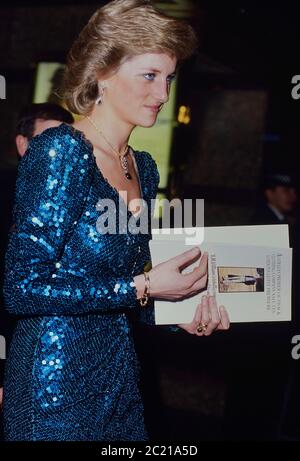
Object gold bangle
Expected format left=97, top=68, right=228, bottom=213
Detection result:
left=139, top=271, right=150, bottom=307
left=145, top=271, right=150, bottom=295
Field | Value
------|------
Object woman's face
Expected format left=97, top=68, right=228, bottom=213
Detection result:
left=103, top=52, right=177, bottom=128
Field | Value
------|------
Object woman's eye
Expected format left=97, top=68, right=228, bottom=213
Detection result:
left=144, top=73, right=155, bottom=81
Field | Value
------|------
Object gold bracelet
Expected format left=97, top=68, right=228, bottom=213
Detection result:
left=139, top=271, right=150, bottom=307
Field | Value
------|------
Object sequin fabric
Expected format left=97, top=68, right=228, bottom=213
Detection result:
left=2, top=123, right=175, bottom=441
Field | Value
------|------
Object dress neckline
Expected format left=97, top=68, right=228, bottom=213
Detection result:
left=64, top=123, right=145, bottom=220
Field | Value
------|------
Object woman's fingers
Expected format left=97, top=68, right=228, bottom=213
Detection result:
left=180, top=295, right=230, bottom=336
left=194, top=301, right=202, bottom=324
left=195, top=295, right=208, bottom=336
left=203, top=295, right=220, bottom=336
left=195, top=295, right=230, bottom=336
left=185, top=252, right=208, bottom=288
left=217, top=305, right=230, bottom=330
left=201, top=295, right=210, bottom=325
left=173, top=246, right=201, bottom=271
left=184, top=302, right=202, bottom=334
left=177, top=301, right=202, bottom=333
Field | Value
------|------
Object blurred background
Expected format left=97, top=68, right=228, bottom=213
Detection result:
left=1, top=0, right=300, bottom=441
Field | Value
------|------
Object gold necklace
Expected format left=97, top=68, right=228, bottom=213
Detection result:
left=86, top=116, right=132, bottom=180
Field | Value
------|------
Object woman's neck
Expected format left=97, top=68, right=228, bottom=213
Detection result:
left=85, top=105, right=135, bottom=154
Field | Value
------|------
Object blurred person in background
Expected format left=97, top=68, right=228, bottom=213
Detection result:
left=15, top=102, right=74, bottom=158
left=251, top=172, right=297, bottom=227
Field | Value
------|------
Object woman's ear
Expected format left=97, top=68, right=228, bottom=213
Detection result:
left=15, top=134, right=29, bottom=157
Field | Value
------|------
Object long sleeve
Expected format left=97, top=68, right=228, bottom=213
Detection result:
left=3, top=126, right=139, bottom=317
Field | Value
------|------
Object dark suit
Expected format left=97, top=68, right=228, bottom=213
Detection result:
left=250, top=203, right=287, bottom=225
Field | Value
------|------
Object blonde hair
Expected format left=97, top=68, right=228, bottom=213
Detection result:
left=63, top=0, right=198, bottom=115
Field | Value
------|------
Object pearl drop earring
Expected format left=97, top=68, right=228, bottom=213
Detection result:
left=95, top=95, right=102, bottom=105
left=95, top=85, right=105, bottom=105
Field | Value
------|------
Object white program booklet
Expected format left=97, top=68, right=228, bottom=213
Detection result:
left=149, top=225, right=292, bottom=324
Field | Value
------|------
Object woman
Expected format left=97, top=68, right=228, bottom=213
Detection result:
left=3, top=0, right=229, bottom=441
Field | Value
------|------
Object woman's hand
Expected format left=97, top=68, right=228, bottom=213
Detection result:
left=178, top=294, right=230, bottom=335
left=134, top=247, right=208, bottom=301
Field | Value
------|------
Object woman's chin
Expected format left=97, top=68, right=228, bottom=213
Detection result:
left=136, top=118, right=158, bottom=128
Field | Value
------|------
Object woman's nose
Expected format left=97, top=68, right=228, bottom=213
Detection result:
left=153, top=80, right=170, bottom=103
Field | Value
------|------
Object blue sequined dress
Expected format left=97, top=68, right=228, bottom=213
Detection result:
left=3, top=123, right=163, bottom=441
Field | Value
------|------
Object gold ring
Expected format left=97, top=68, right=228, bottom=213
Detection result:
left=197, top=323, right=208, bottom=333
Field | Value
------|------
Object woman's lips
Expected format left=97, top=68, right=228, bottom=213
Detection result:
left=144, top=105, right=161, bottom=113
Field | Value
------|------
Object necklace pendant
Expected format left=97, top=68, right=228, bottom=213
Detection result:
left=125, top=172, right=132, bottom=180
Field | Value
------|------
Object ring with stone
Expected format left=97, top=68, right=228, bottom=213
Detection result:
left=197, top=322, right=208, bottom=333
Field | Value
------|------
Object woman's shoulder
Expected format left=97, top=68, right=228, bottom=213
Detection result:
left=22, top=123, right=94, bottom=166
left=133, top=149, right=159, bottom=171
left=27, top=122, right=89, bottom=151
left=133, top=149, right=160, bottom=194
